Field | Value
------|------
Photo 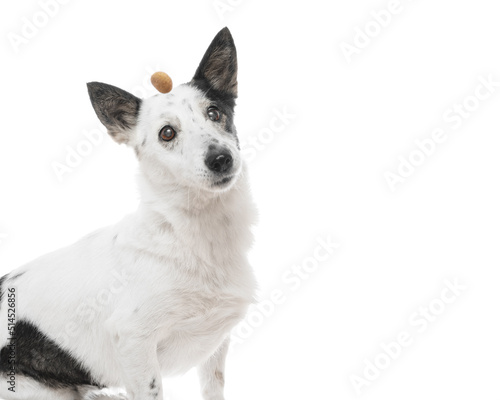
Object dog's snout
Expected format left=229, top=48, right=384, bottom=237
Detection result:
left=205, top=149, right=233, bottom=173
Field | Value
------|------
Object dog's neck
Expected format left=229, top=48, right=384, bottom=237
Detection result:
left=127, top=163, right=256, bottom=269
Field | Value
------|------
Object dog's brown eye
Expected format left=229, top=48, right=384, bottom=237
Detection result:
left=207, top=106, right=221, bottom=121
left=159, top=125, right=176, bottom=141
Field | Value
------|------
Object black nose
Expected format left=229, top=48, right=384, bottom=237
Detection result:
left=205, top=151, right=233, bottom=173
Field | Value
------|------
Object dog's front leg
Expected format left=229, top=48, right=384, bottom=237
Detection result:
left=198, top=338, right=230, bottom=400
left=115, top=335, right=163, bottom=400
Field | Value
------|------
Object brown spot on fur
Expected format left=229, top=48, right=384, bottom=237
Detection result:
left=215, top=370, right=225, bottom=386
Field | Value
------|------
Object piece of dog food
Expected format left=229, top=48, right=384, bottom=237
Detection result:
left=151, top=71, right=173, bottom=93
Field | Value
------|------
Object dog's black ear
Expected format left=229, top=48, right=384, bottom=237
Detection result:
left=191, top=27, right=238, bottom=100
left=87, top=82, right=141, bottom=144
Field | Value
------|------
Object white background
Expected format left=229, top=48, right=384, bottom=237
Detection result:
left=1, top=0, right=499, bottom=399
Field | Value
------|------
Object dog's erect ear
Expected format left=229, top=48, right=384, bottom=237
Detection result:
left=87, top=82, right=141, bottom=144
left=191, top=27, right=238, bottom=99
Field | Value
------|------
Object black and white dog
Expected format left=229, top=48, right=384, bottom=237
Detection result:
left=0, top=27, right=257, bottom=400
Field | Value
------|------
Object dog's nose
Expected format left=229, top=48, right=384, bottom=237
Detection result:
left=205, top=151, right=233, bottom=173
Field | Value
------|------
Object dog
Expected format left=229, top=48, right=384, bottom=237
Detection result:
left=0, top=27, right=257, bottom=400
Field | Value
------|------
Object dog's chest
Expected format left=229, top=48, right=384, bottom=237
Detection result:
left=126, top=199, right=256, bottom=373
left=155, top=280, right=251, bottom=374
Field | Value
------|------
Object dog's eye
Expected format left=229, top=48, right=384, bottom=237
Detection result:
left=207, top=106, right=221, bottom=122
left=159, top=125, right=176, bottom=141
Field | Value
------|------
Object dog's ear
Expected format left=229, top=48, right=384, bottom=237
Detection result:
left=87, top=82, right=141, bottom=144
left=191, top=27, right=238, bottom=99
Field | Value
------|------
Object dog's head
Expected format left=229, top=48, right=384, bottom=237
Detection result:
left=87, top=28, right=241, bottom=193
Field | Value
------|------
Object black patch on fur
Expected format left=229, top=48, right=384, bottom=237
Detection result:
left=191, top=27, right=238, bottom=108
left=0, top=320, right=100, bottom=389
left=223, top=109, right=239, bottom=148
left=87, top=82, right=141, bottom=142
left=189, top=29, right=240, bottom=148
left=190, top=78, right=236, bottom=110
left=192, top=83, right=238, bottom=146
left=150, top=378, right=156, bottom=389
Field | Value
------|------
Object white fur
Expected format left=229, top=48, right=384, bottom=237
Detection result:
left=0, top=83, right=257, bottom=400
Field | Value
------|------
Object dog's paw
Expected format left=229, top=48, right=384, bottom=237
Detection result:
left=88, top=395, right=128, bottom=400
left=78, top=386, right=128, bottom=400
